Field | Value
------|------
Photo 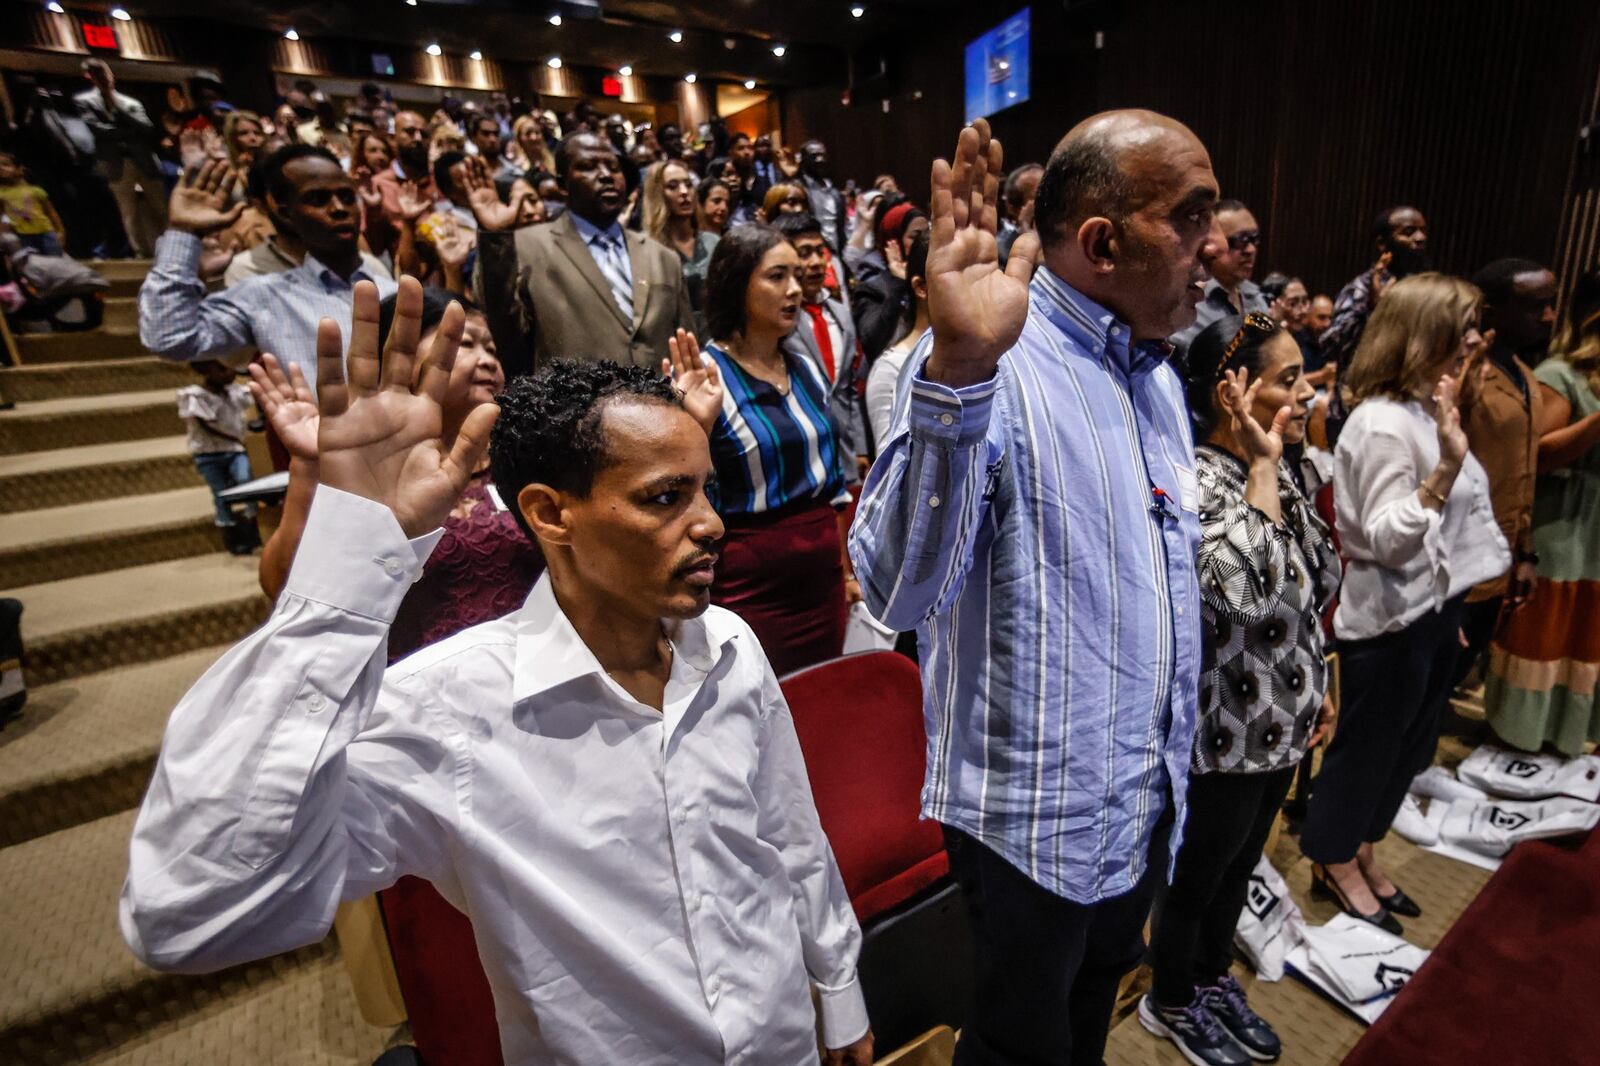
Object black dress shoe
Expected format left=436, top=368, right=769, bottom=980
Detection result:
left=1375, top=885, right=1422, bottom=918
left=1311, top=865, right=1404, bottom=935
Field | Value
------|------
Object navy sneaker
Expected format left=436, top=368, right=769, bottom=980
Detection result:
left=1200, top=974, right=1281, bottom=1062
left=1138, top=992, right=1252, bottom=1066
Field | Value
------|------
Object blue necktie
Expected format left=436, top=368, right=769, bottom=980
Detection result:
left=590, top=233, right=634, bottom=318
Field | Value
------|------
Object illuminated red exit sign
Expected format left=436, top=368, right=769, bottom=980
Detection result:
left=601, top=76, right=622, bottom=97
left=82, top=23, right=119, bottom=50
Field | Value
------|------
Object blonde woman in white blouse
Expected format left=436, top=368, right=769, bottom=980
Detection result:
left=1301, top=274, right=1509, bottom=933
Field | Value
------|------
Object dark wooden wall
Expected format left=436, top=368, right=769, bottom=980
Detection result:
left=783, top=0, right=1600, bottom=297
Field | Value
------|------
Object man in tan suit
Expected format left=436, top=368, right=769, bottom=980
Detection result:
left=474, top=132, right=692, bottom=378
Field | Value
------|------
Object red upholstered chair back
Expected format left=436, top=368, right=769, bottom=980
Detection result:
left=780, top=651, right=949, bottom=924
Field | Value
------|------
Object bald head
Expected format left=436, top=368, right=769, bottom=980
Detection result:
left=1033, top=110, right=1212, bottom=249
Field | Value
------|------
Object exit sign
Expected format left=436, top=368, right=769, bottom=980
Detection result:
left=82, top=23, right=119, bottom=50
left=601, top=76, right=622, bottom=97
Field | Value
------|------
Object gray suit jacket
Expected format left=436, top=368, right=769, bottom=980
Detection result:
left=783, top=296, right=868, bottom=472
left=73, top=88, right=160, bottom=181
left=474, top=212, right=694, bottom=379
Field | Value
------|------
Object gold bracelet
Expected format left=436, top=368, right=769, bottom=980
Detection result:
left=1419, top=481, right=1448, bottom=507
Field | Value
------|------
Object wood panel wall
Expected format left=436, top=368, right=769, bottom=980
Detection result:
left=784, top=0, right=1600, bottom=297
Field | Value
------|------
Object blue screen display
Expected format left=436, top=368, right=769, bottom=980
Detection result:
left=964, top=7, right=1031, bottom=125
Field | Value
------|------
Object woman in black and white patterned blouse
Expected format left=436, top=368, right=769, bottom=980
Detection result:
left=1139, top=312, right=1340, bottom=1066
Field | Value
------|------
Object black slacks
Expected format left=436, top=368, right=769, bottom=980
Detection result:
left=1301, top=596, right=1466, bottom=864
left=1147, top=764, right=1296, bottom=1007
left=944, top=805, right=1174, bottom=1066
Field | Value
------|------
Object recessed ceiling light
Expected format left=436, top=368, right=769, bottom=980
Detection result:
left=46, top=1, right=65, bottom=12
left=618, top=65, right=633, bottom=76
left=771, top=43, right=786, bottom=57
left=743, top=79, right=756, bottom=90
left=469, top=49, right=482, bottom=61
left=547, top=13, right=561, bottom=25
left=684, top=73, right=696, bottom=83
left=283, top=27, right=299, bottom=39
left=851, top=4, right=865, bottom=16
left=425, top=42, right=442, bottom=55
left=110, top=6, right=131, bottom=19
left=547, top=56, right=562, bottom=68
left=668, top=30, right=683, bottom=43
left=405, top=0, right=416, bottom=6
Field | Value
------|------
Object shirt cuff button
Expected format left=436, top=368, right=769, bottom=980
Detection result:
left=927, top=495, right=941, bottom=508
left=939, top=412, right=954, bottom=426
left=307, top=693, right=327, bottom=713
left=381, top=557, right=404, bottom=578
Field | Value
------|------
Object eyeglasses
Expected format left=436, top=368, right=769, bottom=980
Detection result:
left=1226, top=230, right=1261, bottom=251
left=1220, top=312, right=1276, bottom=365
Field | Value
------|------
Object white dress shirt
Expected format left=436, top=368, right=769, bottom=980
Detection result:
left=1332, top=397, right=1510, bottom=640
left=120, top=488, right=867, bottom=1065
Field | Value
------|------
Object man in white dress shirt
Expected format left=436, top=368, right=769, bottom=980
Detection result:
left=120, top=279, right=873, bottom=1066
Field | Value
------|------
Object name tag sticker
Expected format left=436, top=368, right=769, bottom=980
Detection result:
left=486, top=484, right=509, bottom=512
left=1174, top=465, right=1199, bottom=513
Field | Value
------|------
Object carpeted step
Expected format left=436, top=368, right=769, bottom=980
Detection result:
left=0, top=436, right=202, bottom=515
left=0, top=357, right=191, bottom=404
left=101, top=296, right=136, bottom=332
left=0, top=390, right=184, bottom=455
left=83, top=260, right=151, bottom=300
left=79, top=952, right=398, bottom=1066
left=15, top=328, right=148, bottom=365
left=0, top=809, right=336, bottom=1066
left=0, top=487, right=221, bottom=587
left=4, top=553, right=269, bottom=686
left=0, top=645, right=227, bottom=847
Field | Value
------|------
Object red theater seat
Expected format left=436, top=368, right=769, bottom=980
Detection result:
left=780, top=650, right=951, bottom=923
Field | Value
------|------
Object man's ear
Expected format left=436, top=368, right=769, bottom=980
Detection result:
left=1077, top=216, right=1118, bottom=275
left=518, top=482, right=572, bottom=547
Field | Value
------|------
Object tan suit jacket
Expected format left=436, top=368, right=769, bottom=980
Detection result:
left=1462, top=351, right=1543, bottom=600
left=474, top=212, right=693, bottom=378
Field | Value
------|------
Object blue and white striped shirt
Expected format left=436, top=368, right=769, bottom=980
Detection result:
left=849, top=267, right=1202, bottom=902
left=705, top=342, right=851, bottom=517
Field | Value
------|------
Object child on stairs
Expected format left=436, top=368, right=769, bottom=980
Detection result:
left=177, top=360, right=260, bottom=555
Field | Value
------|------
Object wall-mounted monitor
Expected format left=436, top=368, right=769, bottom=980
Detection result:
left=964, top=7, right=1031, bottom=124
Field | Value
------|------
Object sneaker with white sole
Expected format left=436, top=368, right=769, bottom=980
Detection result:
left=1391, top=793, right=1439, bottom=846
left=1200, top=974, right=1281, bottom=1062
left=1138, top=992, right=1252, bottom=1066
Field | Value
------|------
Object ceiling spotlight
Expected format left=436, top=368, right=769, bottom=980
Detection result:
left=547, top=56, right=562, bottom=68
left=547, top=13, right=561, bottom=25
left=743, top=79, right=756, bottom=90
left=851, top=4, right=865, bottom=16
left=283, top=27, right=299, bottom=39
left=668, top=30, right=683, bottom=43
left=46, top=0, right=64, bottom=10
left=618, top=65, right=633, bottom=76
left=406, top=0, right=417, bottom=5
left=425, top=42, right=442, bottom=55
left=771, top=43, right=786, bottom=57
left=684, top=73, right=696, bottom=84
left=469, top=49, right=482, bottom=61
left=110, top=6, right=131, bottom=19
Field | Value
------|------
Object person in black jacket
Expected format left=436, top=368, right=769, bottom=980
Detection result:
left=850, top=203, right=929, bottom=366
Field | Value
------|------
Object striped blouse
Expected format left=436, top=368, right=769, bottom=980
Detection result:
left=704, top=342, right=852, bottom=517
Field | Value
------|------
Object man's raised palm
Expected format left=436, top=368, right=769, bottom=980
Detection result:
left=169, top=159, right=244, bottom=236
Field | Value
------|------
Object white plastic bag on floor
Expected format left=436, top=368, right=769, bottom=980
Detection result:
left=1438, top=795, right=1600, bottom=857
left=1455, top=745, right=1600, bottom=802
left=1286, top=914, right=1430, bottom=1024
left=1233, top=855, right=1306, bottom=981
left=842, top=601, right=897, bottom=654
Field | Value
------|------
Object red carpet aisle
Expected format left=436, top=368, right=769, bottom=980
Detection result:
left=1343, top=826, right=1600, bottom=1066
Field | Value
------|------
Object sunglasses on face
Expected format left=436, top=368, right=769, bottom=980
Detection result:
left=1226, top=230, right=1261, bottom=251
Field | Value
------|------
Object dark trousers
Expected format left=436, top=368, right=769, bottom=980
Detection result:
left=1301, top=596, right=1465, bottom=864
left=1450, top=596, right=1502, bottom=690
left=1148, top=765, right=1296, bottom=1007
left=944, top=806, right=1174, bottom=1066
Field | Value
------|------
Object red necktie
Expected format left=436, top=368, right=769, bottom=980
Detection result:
left=803, top=303, right=836, bottom=382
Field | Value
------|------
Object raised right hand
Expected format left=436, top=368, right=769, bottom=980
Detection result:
left=168, top=159, right=245, bottom=236
left=247, top=353, right=319, bottom=463
left=460, top=156, right=522, bottom=232
left=396, top=180, right=434, bottom=224
left=314, top=277, right=499, bottom=538
left=924, top=119, right=1040, bottom=388
left=1433, top=372, right=1469, bottom=468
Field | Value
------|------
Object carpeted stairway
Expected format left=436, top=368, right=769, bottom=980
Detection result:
left=0, top=265, right=400, bottom=1065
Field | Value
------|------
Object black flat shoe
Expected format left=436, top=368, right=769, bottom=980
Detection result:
left=1375, top=885, right=1422, bottom=918
left=1311, top=865, right=1404, bottom=935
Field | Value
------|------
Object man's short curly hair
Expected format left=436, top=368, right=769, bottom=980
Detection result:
left=489, top=361, right=682, bottom=541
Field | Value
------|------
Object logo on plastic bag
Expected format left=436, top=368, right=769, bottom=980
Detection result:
left=1245, top=874, right=1279, bottom=920
left=1504, top=759, right=1541, bottom=779
left=1488, top=807, right=1532, bottom=831
left=1374, top=962, right=1414, bottom=994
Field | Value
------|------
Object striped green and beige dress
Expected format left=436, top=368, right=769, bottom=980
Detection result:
left=1485, top=358, right=1600, bottom=754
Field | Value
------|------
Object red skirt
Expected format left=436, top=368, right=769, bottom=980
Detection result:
left=712, top=501, right=847, bottom=677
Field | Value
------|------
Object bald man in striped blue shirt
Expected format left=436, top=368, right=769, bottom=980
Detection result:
left=850, top=112, right=1219, bottom=1066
